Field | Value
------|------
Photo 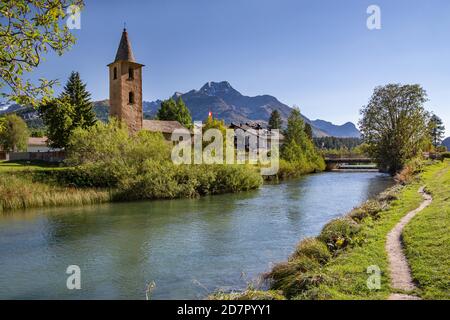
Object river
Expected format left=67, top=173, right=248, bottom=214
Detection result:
left=0, top=171, right=393, bottom=299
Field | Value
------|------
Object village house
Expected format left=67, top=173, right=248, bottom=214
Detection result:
left=27, top=137, right=51, bottom=152
left=229, top=122, right=284, bottom=151
left=142, top=120, right=188, bottom=140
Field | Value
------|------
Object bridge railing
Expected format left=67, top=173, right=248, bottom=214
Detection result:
left=323, top=153, right=371, bottom=160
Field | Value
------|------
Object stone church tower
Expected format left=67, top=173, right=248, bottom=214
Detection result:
left=108, top=29, right=144, bottom=133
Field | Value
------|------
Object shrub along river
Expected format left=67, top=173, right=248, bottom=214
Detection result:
left=0, top=171, right=393, bottom=299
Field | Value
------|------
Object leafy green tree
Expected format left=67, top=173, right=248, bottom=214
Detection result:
left=284, top=107, right=306, bottom=146
left=39, top=97, right=74, bottom=148
left=0, top=114, right=29, bottom=151
left=61, top=71, right=96, bottom=128
left=268, top=110, right=282, bottom=130
left=428, top=113, right=445, bottom=148
left=281, top=107, right=324, bottom=171
left=359, top=84, right=430, bottom=174
left=203, top=116, right=227, bottom=149
left=31, top=129, right=46, bottom=138
left=0, top=117, right=5, bottom=135
left=66, top=119, right=170, bottom=167
left=0, top=0, right=84, bottom=106
left=314, top=137, right=362, bottom=150
left=157, top=97, right=192, bottom=129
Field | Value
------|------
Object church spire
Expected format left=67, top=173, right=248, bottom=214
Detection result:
left=114, top=28, right=136, bottom=62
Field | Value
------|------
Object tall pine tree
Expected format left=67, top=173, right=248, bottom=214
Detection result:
left=429, top=113, right=445, bottom=148
left=304, top=123, right=313, bottom=140
left=61, top=71, right=97, bottom=128
left=268, top=109, right=282, bottom=130
left=40, top=72, right=96, bottom=149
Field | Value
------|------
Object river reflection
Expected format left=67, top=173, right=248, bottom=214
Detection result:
left=0, top=171, right=393, bottom=299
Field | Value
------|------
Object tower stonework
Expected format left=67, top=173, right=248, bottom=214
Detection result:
left=108, top=29, right=144, bottom=133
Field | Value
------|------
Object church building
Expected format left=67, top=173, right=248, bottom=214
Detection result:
left=108, top=29, right=186, bottom=136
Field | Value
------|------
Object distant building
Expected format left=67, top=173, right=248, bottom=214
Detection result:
left=143, top=120, right=188, bottom=140
left=27, top=137, right=50, bottom=152
left=229, top=122, right=284, bottom=150
left=108, top=29, right=187, bottom=137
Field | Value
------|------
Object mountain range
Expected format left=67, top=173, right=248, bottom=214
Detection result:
left=142, top=81, right=360, bottom=138
left=0, top=81, right=361, bottom=138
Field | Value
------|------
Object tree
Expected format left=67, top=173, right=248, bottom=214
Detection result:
left=359, top=84, right=430, bottom=174
left=66, top=119, right=170, bottom=167
left=39, top=72, right=96, bottom=148
left=61, top=71, right=96, bottom=128
left=281, top=108, right=325, bottom=170
left=284, top=107, right=306, bottom=145
left=268, top=109, right=282, bottom=130
left=304, top=123, right=313, bottom=140
left=39, top=97, right=74, bottom=148
left=0, top=114, right=29, bottom=151
left=428, top=114, right=445, bottom=148
left=0, top=0, right=84, bottom=106
left=156, top=97, right=192, bottom=129
left=203, top=115, right=227, bottom=149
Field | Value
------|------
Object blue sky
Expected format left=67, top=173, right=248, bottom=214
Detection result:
left=31, top=0, right=450, bottom=132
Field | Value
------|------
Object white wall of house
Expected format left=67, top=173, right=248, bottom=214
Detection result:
left=27, top=145, right=53, bottom=152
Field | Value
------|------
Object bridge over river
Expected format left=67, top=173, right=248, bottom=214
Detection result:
left=324, top=155, right=378, bottom=171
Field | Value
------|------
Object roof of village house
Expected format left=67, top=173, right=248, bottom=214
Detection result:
left=114, top=28, right=136, bottom=62
left=229, top=122, right=285, bottom=140
left=142, top=120, right=187, bottom=134
left=28, top=137, right=48, bottom=146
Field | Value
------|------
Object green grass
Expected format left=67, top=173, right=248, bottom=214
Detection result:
left=295, top=160, right=449, bottom=300
left=216, top=160, right=449, bottom=300
left=402, top=163, right=450, bottom=299
left=0, top=173, right=111, bottom=212
left=0, top=160, right=61, bottom=172
left=0, top=161, right=111, bottom=212
left=0, top=161, right=263, bottom=212
left=303, top=160, right=448, bottom=300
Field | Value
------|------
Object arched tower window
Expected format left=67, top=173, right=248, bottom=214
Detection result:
left=129, top=91, right=135, bottom=104
left=113, top=67, right=117, bottom=80
left=128, top=68, right=134, bottom=80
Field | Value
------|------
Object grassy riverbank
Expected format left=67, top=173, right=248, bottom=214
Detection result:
left=0, top=161, right=112, bottom=212
left=0, top=157, right=323, bottom=213
left=402, top=163, right=450, bottom=299
left=212, top=159, right=449, bottom=300
left=0, top=161, right=263, bottom=212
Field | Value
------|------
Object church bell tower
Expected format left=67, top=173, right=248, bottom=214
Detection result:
left=108, top=28, right=144, bottom=133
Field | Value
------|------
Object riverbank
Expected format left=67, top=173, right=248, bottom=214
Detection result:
left=0, top=160, right=265, bottom=212
left=0, top=160, right=323, bottom=213
left=212, top=159, right=449, bottom=300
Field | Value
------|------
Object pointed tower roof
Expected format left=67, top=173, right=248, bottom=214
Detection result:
left=108, top=28, right=144, bottom=67
left=114, top=28, right=136, bottom=62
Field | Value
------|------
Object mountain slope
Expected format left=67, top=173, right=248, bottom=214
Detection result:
left=311, top=120, right=361, bottom=138
left=442, top=137, right=450, bottom=150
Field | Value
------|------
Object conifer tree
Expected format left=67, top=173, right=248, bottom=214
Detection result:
left=268, top=110, right=282, bottom=130
left=304, top=123, right=313, bottom=140
left=429, top=113, right=445, bottom=148
left=39, top=72, right=96, bottom=149
left=61, top=71, right=97, bottom=128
